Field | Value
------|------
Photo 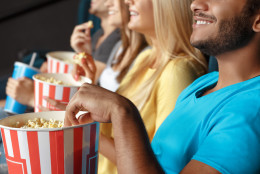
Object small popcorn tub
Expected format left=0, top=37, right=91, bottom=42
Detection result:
left=0, top=111, right=100, bottom=174
left=46, top=51, right=75, bottom=74
left=33, top=73, right=92, bottom=112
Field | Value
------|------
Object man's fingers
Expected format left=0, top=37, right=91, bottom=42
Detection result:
left=84, top=27, right=91, bottom=37
left=64, top=115, right=72, bottom=127
left=72, top=33, right=88, bottom=42
left=78, top=113, right=94, bottom=124
left=73, top=38, right=88, bottom=46
left=74, top=24, right=87, bottom=33
left=65, top=103, right=81, bottom=126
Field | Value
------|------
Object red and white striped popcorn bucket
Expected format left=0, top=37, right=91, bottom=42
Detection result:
left=0, top=111, right=100, bottom=174
left=46, top=51, right=75, bottom=73
left=33, top=73, right=92, bottom=112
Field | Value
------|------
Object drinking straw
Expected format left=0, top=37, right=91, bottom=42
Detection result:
left=29, top=52, right=37, bottom=67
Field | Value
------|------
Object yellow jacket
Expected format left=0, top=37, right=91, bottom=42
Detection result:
left=98, top=49, right=206, bottom=174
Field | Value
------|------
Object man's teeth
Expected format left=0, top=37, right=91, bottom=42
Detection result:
left=130, top=11, right=138, bottom=16
left=196, top=20, right=211, bottom=24
left=108, top=11, right=116, bottom=15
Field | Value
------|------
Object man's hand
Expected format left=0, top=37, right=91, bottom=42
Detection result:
left=6, top=77, right=34, bottom=107
left=64, top=83, right=164, bottom=174
left=70, top=22, right=92, bottom=54
left=65, top=83, right=125, bottom=126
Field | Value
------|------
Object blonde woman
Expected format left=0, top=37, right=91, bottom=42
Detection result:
left=73, top=0, right=148, bottom=92
left=118, top=0, right=207, bottom=135
left=98, top=0, right=207, bottom=173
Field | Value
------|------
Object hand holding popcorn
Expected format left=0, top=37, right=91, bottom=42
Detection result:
left=72, top=52, right=96, bottom=82
left=70, top=21, right=93, bottom=54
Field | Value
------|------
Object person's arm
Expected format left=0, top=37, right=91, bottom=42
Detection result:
left=65, top=83, right=164, bottom=173
left=99, top=134, right=116, bottom=164
left=37, top=97, right=67, bottom=111
left=65, top=84, right=223, bottom=173
left=180, top=160, right=220, bottom=174
left=94, top=60, right=106, bottom=84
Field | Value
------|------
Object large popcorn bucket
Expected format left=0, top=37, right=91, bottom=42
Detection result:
left=33, top=73, right=92, bottom=112
left=46, top=51, right=75, bottom=73
left=0, top=111, right=100, bottom=174
left=4, top=62, right=40, bottom=114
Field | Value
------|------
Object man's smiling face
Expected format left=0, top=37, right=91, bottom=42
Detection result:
left=190, top=0, right=255, bottom=56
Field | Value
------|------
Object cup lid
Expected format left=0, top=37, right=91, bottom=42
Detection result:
left=14, top=61, right=40, bottom=72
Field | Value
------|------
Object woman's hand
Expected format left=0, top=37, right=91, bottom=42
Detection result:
left=70, top=22, right=92, bottom=54
left=72, top=55, right=96, bottom=83
left=6, top=77, right=34, bottom=107
left=37, top=96, right=67, bottom=111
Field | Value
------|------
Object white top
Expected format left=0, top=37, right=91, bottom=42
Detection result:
left=99, top=67, right=120, bottom=92
left=99, top=41, right=150, bottom=92
left=99, top=41, right=122, bottom=92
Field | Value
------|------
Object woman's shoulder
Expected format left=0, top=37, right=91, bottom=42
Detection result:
left=137, top=47, right=152, bottom=60
left=135, top=48, right=152, bottom=62
left=165, top=55, right=206, bottom=76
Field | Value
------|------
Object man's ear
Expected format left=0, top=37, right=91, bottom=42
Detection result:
left=252, top=13, right=260, bottom=32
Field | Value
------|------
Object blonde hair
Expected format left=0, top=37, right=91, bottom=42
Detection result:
left=114, top=0, right=148, bottom=82
left=117, top=0, right=207, bottom=110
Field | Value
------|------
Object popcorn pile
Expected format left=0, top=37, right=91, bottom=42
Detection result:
left=35, top=75, right=70, bottom=85
left=15, top=118, right=64, bottom=129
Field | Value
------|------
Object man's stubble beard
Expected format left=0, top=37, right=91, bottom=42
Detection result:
left=191, top=9, right=255, bottom=56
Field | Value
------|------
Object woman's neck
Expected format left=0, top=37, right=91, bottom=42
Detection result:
left=149, top=38, right=162, bottom=69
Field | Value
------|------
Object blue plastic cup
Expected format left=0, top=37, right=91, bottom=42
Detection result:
left=4, top=62, right=40, bottom=114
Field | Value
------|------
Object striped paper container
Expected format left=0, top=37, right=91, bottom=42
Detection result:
left=0, top=111, right=100, bottom=174
left=33, top=73, right=92, bottom=112
left=46, top=51, right=75, bottom=73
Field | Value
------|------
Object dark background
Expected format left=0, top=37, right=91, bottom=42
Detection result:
left=0, top=0, right=80, bottom=77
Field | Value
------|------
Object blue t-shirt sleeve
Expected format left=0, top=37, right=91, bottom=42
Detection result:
left=192, top=93, right=260, bottom=174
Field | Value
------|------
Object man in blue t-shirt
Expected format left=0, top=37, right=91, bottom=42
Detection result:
left=64, top=0, right=260, bottom=173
